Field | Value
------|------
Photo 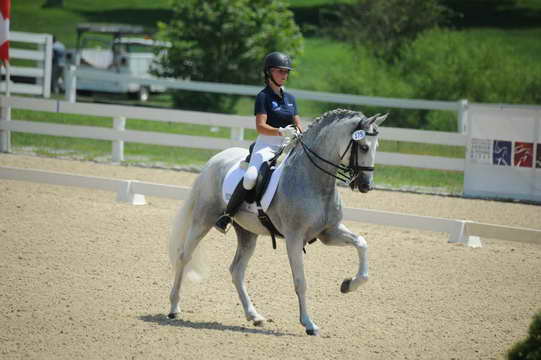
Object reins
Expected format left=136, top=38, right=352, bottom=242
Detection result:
left=298, top=137, right=357, bottom=185
left=296, top=121, right=378, bottom=186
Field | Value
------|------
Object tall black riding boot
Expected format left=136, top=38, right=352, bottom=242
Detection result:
left=214, top=181, right=249, bottom=234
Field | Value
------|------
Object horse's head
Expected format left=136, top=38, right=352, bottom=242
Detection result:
left=296, top=109, right=387, bottom=193
left=343, top=113, right=387, bottom=193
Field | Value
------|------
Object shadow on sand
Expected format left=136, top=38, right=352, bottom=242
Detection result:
left=139, top=314, right=300, bottom=337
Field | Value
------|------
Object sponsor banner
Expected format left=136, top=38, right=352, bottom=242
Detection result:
left=464, top=104, right=541, bottom=202
left=469, top=138, right=537, bottom=168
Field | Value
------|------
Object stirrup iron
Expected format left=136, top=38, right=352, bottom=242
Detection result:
left=214, top=214, right=232, bottom=234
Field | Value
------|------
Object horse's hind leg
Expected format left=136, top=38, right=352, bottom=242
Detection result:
left=230, top=224, right=266, bottom=326
left=168, top=259, right=186, bottom=318
left=319, top=223, right=368, bottom=294
left=168, top=216, right=214, bottom=319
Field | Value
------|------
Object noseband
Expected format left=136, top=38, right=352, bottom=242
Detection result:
left=297, top=119, right=379, bottom=186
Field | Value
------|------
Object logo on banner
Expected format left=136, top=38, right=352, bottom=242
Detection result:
left=535, top=144, right=541, bottom=169
left=493, top=140, right=512, bottom=166
left=470, top=138, right=492, bottom=164
left=514, top=142, right=533, bottom=167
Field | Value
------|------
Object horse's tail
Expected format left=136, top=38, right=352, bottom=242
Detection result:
left=168, top=183, right=206, bottom=282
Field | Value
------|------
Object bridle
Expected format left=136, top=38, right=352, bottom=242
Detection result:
left=296, top=119, right=379, bottom=187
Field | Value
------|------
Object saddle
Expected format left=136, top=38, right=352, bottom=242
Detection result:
left=222, top=143, right=316, bottom=251
left=244, top=144, right=279, bottom=202
left=244, top=143, right=283, bottom=249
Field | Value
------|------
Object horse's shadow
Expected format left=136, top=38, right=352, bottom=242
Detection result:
left=139, top=314, right=299, bottom=337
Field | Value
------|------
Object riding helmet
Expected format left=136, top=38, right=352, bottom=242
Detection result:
left=263, top=51, right=292, bottom=76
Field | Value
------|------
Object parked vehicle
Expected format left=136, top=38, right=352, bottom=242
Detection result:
left=63, top=23, right=170, bottom=101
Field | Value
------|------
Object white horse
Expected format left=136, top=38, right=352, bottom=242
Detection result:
left=168, top=109, right=387, bottom=335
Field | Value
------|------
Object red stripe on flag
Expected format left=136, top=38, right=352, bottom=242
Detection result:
left=0, top=0, right=11, bottom=20
left=0, top=0, right=9, bottom=64
left=0, top=40, right=8, bottom=63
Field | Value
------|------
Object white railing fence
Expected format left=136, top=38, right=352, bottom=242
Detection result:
left=64, top=67, right=470, bottom=133
left=1, top=31, right=53, bottom=98
left=0, top=95, right=466, bottom=171
left=1, top=166, right=540, bottom=246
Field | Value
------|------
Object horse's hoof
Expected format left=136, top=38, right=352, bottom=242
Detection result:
left=306, top=328, right=320, bottom=336
left=167, top=312, right=177, bottom=319
left=341, top=278, right=352, bottom=293
left=253, top=319, right=265, bottom=327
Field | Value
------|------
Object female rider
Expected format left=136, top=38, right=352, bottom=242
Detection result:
left=215, top=51, right=303, bottom=234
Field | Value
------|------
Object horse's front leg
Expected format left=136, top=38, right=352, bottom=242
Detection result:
left=285, top=236, right=320, bottom=336
left=230, top=225, right=266, bottom=326
left=319, top=223, right=368, bottom=293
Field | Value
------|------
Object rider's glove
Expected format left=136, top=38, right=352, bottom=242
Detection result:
left=278, top=125, right=297, bottom=141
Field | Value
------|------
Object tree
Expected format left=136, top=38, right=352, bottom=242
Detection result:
left=42, top=0, right=64, bottom=8
left=156, top=0, right=303, bottom=112
left=334, top=0, right=452, bottom=62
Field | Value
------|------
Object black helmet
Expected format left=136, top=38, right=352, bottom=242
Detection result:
left=263, top=52, right=292, bottom=75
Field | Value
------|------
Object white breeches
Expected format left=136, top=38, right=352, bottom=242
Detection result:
left=243, top=134, right=284, bottom=190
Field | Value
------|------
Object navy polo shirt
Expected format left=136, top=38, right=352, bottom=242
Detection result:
left=254, top=86, right=298, bottom=129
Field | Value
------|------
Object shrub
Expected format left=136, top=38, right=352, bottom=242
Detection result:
left=156, top=0, right=303, bottom=113
left=507, top=311, right=541, bottom=360
left=321, top=46, right=438, bottom=129
left=400, top=29, right=541, bottom=105
left=334, top=0, right=452, bottom=61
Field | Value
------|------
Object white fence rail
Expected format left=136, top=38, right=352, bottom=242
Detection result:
left=65, top=67, right=469, bottom=132
left=1, top=166, right=540, bottom=246
left=1, top=31, right=52, bottom=98
left=0, top=95, right=466, bottom=170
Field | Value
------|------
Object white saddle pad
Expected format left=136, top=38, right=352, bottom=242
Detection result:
left=222, top=155, right=287, bottom=214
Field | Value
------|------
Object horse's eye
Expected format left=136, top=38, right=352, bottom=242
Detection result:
left=360, top=145, right=369, bottom=152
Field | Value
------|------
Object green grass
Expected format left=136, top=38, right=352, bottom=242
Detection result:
left=462, top=27, right=541, bottom=61
left=375, top=165, right=463, bottom=194
left=13, top=0, right=173, bottom=48
left=519, top=0, right=541, bottom=9
left=379, top=141, right=464, bottom=158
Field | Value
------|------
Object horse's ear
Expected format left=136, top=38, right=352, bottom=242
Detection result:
left=374, top=113, right=388, bottom=126
left=366, top=114, right=380, bottom=125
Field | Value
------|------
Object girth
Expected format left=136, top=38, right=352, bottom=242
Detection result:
left=252, top=157, right=283, bottom=249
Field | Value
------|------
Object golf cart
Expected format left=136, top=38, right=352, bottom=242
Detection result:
left=63, top=23, right=170, bottom=101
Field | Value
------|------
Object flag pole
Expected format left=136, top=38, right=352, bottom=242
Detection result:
left=0, top=0, right=10, bottom=152
left=3, top=59, right=9, bottom=96
left=1, top=59, right=10, bottom=152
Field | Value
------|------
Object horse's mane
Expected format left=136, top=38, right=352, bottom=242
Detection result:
left=304, top=108, right=363, bottom=137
